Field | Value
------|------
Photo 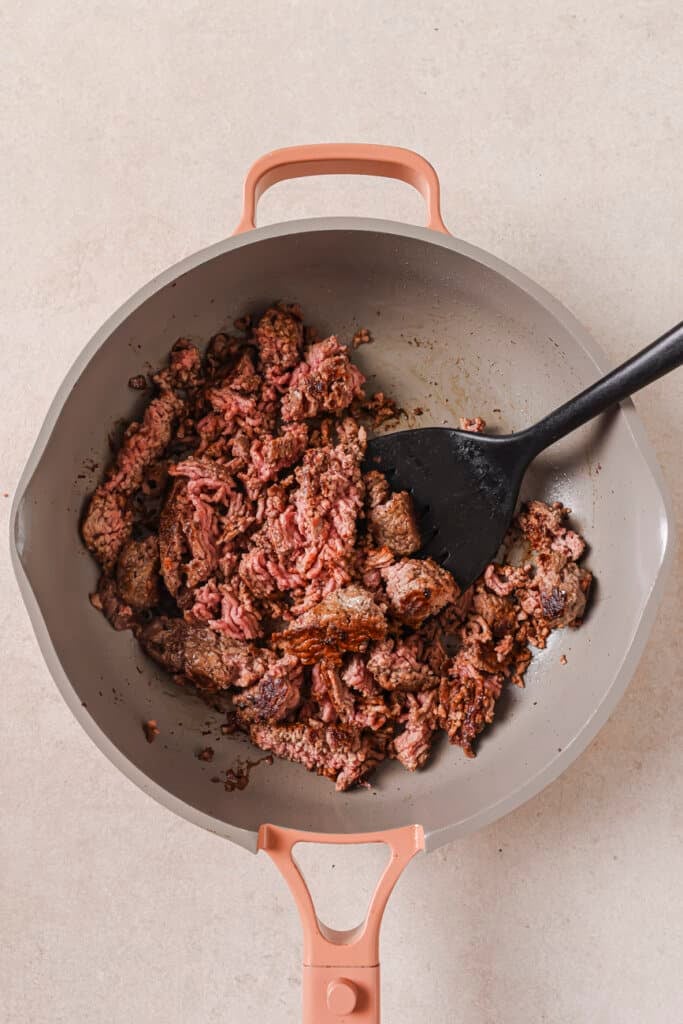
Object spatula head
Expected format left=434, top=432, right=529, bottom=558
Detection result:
left=365, top=427, right=524, bottom=589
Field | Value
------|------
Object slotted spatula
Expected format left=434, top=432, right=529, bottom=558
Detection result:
left=365, top=321, right=683, bottom=588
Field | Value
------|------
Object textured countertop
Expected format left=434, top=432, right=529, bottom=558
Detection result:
left=1, top=3, right=681, bottom=1022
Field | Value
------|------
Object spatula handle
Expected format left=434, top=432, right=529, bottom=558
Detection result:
left=521, top=321, right=683, bottom=457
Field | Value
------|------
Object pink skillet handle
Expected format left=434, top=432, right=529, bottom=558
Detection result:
left=259, top=823, right=425, bottom=1024
left=233, top=143, right=450, bottom=235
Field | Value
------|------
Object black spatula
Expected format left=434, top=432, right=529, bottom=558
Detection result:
left=365, top=321, right=683, bottom=589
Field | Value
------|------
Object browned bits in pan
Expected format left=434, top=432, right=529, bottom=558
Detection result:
left=352, top=327, right=373, bottom=349
left=143, top=719, right=160, bottom=743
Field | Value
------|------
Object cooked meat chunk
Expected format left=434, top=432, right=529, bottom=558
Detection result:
left=273, top=585, right=387, bottom=664
left=138, top=617, right=270, bottom=691
left=116, top=536, right=160, bottom=611
left=381, top=557, right=459, bottom=626
left=154, top=338, right=203, bottom=390
left=108, top=390, right=184, bottom=494
left=281, top=336, right=365, bottom=422
left=518, top=500, right=586, bottom=562
left=471, top=587, right=517, bottom=637
left=205, top=332, right=241, bottom=379
left=234, top=655, right=303, bottom=724
left=90, top=575, right=136, bottom=631
left=310, top=659, right=355, bottom=722
left=364, top=470, right=390, bottom=508
left=202, top=350, right=277, bottom=440
left=367, top=637, right=440, bottom=691
left=522, top=554, right=592, bottom=630
left=83, top=302, right=593, bottom=790
left=249, top=425, right=309, bottom=484
left=82, top=488, right=133, bottom=574
left=392, top=692, right=438, bottom=771
left=342, top=654, right=379, bottom=697
left=483, top=563, right=532, bottom=597
left=158, top=480, right=191, bottom=597
left=367, top=489, right=421, bottom=555
left=82, top=389, right=183, bottom=570
left=438, top=645, right=504, bottom=756
left=249, top=720, right=386, bottom=791
left=254, top=304, right=304, bottom=379
left=310, top=660, right=390, bottom=731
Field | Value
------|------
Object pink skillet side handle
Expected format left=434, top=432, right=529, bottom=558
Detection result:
left=232, top=143, right=450, bottom=235
left=258, top=824, right=425, bottom=1024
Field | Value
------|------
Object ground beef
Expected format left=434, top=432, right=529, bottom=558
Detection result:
left=367, top=488, right=421, bottom=555
left=82, top=489, right=133, bottom=574
left=116, top=536, right=160, bottom=611
left=520, top=554, right=591, bottom=633
left=254, top=304, right=304, bottom=381
left=273, top=585, right=387, bottom=664
left=309, top=659, right=390, bottom=731
left=138, top=617, right=272, bottom=692
left=234, top=655, right=304, bottom=724
left=158, top=479, right=193, bottom=596
left=518, top=500, right=586, bottom=561
left=90, top=575, right=136, bottom=631
left=248, top=424, right=309, bottom=486
left=281, top=336, right=365, bottom=422
left=364, top=470, right=390, bottom=507
left=367, top=637, right=440, bottom=691
left=83, top=305, right=593, bottom=790
left=381, top=557, right=459, bottom=626
left=439, top=648, right=504, bottom=756
left=391, top=692, right=438, bottom=770
left=471, top=587, right=517, bottom=638
left=360, top=391, right=399, bottom=428
left=82, top=388, right=184, bottom=570
left=249, top=720, right=387, bottom=791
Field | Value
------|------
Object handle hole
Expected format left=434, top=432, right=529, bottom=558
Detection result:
left=254, top=175, right=426, bottom=230
left=292, top=841, right=391, bottom=933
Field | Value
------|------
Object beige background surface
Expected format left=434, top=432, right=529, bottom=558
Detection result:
left=1, top=2, right=682, bottom=1022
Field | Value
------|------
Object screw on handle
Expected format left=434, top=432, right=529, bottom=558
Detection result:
left=517, top=321, right=683, bottom=459
left=233, top=143, right=449, bottom=235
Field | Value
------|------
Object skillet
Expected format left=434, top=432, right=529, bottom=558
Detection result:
left=10, top=144, right=675, bottom=1022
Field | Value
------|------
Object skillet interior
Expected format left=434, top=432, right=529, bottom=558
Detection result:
left=11, top=222, right=671, bottom=851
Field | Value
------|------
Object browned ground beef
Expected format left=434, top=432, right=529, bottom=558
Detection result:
left=82, top=305, right=593, bottom=790
left=366, top=477, right=421, bottom=555
left=116, top=536, right=160, bottom=611
left=273, top=585, right=388, bottom=663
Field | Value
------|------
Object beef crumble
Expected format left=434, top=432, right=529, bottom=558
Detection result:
left=273, top=586, right=387, bottom=664
left=366, top=474, right=421, bottom=555
left=82, top=304, right=593, bottom=790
